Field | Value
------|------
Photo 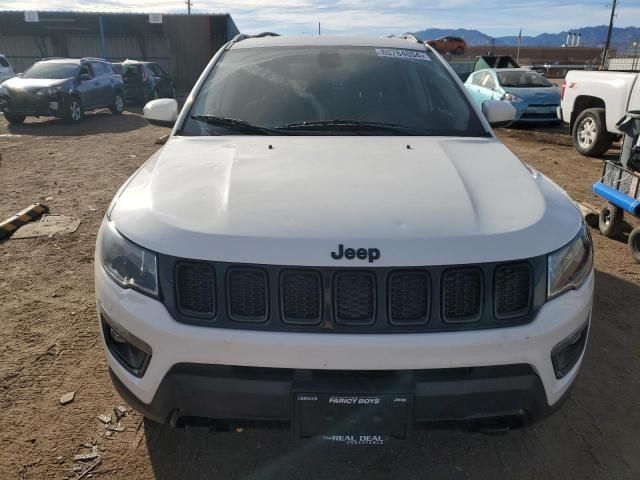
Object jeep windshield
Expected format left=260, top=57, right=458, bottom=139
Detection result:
left=179, top=46, right=488, bottom=136
left=22, top=62, right=77, bottom=79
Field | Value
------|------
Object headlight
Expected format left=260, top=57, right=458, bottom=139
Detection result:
left=547, top=223, right=593, bottom=299
left=100, top=222, right=158, bottom=297
left=501, top=92, right=524, bottom=103
left=38, top=85, right=63, bottom=96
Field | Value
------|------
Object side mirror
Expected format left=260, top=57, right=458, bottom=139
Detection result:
left=79, top=73, right=92, bottom=82
left=143, top=98, right=178, bottom=127
left=16, top=73, right=23, bottom=77
left=482, top=100, right=517, bottom=128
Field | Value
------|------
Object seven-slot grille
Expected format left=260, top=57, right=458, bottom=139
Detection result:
left=176, top=263, right=216, bottom=318
left=173, top=261, right=535, bottom=330
left=442, top=269, right=483, bottom=322
left=388, top=271, right=430, bottom=325
left=494, top=263, right=532, bottom=319
left=227, top=268, right=268, bottom=322
left=281, top=270, right=322, bottom=324
left=334, top=272, right=376, bottom=325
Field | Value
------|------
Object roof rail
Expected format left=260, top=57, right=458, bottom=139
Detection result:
left=226, top=32, right=280, bottom=49
left=388, top=34, right=422, bottom=44
left=42, top=56, right=106, bottom=62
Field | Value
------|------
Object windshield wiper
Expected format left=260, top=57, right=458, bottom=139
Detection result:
left=274, top=119, right=421, bottom=135
left=190, top=115, right=281, bottom=135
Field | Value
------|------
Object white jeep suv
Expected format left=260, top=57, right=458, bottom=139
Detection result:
left=95, top=34, right=594, bottom=438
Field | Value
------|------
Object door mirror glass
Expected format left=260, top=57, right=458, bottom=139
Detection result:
left=143, top=98, right=178, bottom=127
left=482, top=100, right=516, bottom=128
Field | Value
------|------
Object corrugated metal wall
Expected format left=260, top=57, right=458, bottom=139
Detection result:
left=66, top=36, right=172, bottom=74
left=0, top=12, right=236, bottom=90
left=164, top=16, right=211, bottom=91
left=0, top=35, right=53, bottom=72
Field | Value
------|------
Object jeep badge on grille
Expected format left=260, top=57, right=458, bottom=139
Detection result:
left=331, top=244, right=381, bottom=263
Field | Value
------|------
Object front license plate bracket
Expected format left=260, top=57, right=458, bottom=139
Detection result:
left=294, top=393, right=412, bottom=439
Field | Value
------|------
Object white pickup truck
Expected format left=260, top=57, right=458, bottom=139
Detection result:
left=559, top=70, right=640, bottom=157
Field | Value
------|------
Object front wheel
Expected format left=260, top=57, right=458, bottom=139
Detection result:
left=629, top=227, right=640, bottom=264
left=598, top=202, right=623, bottom=238
left=110, top=92, right=124, bottom=115
left=572, top=107, right=613, bottom=157
left=64, top=97, right=83, bottom=123
left=4, top=112, right=26, bottom=124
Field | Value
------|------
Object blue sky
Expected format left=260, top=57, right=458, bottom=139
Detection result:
left=2, top=0, right=639, bottom=37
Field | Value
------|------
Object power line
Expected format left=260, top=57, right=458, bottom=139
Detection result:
left=601, top=0, right=617, bottom=68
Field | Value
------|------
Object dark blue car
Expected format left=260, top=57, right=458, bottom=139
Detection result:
left=0, top=57, right=125, bottom=124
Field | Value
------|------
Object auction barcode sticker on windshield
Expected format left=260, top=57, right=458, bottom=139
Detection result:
left=375, top=49, right=430, bottom=61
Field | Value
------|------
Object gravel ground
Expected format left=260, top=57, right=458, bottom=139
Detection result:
left=0, top=110, right=639, bottom=480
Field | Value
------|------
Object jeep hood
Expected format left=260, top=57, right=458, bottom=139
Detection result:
left=110, top=136, right=582, bottom=266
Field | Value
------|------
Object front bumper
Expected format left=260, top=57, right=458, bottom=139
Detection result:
left=0, top=93, right=64, bottom=117
left=515, top=105, right=561, bottom=123
left=96, top=264, right=594, bottom=427
left=110, top=363, right=560, bottom=429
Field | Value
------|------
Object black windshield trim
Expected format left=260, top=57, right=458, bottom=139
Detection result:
left=274, top=119, right=425, bottom=135
left=190, top=115, right=283, bottom=135
left=179, top=46, right=492, bottom=138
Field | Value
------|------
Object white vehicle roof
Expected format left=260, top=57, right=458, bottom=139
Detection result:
left=233, top=35, right=431, bottom=51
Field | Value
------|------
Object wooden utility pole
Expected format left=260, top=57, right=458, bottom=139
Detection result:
left=186, top=0, right=193, bottom=14
left=601, top=0, right=617, bottom=69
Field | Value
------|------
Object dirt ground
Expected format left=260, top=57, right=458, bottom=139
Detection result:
left=0, top=109, right=639, bottom=480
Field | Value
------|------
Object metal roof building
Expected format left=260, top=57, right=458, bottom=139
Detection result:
left=0, top=10, right=240, bottom=89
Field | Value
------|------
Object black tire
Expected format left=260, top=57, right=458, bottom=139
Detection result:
left=110, top=91, right=124, bottom=115
left=572, top=107, right=613, bottom=157
left=629, top=227, right=640, bottom=264
left=3, top=112, right=26, bottom=124
left=64, top=97, right=83, bottom=123
left=454, top=47, right=464, bottom=55
left=598, top=202, right=624, bottom=238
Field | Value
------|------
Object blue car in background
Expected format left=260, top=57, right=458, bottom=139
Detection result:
left=464, top=68, right=561, bottom=125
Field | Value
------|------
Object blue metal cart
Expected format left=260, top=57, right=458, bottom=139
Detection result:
left=592, top=112, right=640, bottom=263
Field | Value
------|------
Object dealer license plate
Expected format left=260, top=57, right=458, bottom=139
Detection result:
left=294, top=393, right=411, bottom=439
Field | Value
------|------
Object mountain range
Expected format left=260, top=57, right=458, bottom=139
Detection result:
left=410, top=26, right=640, bottom=50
